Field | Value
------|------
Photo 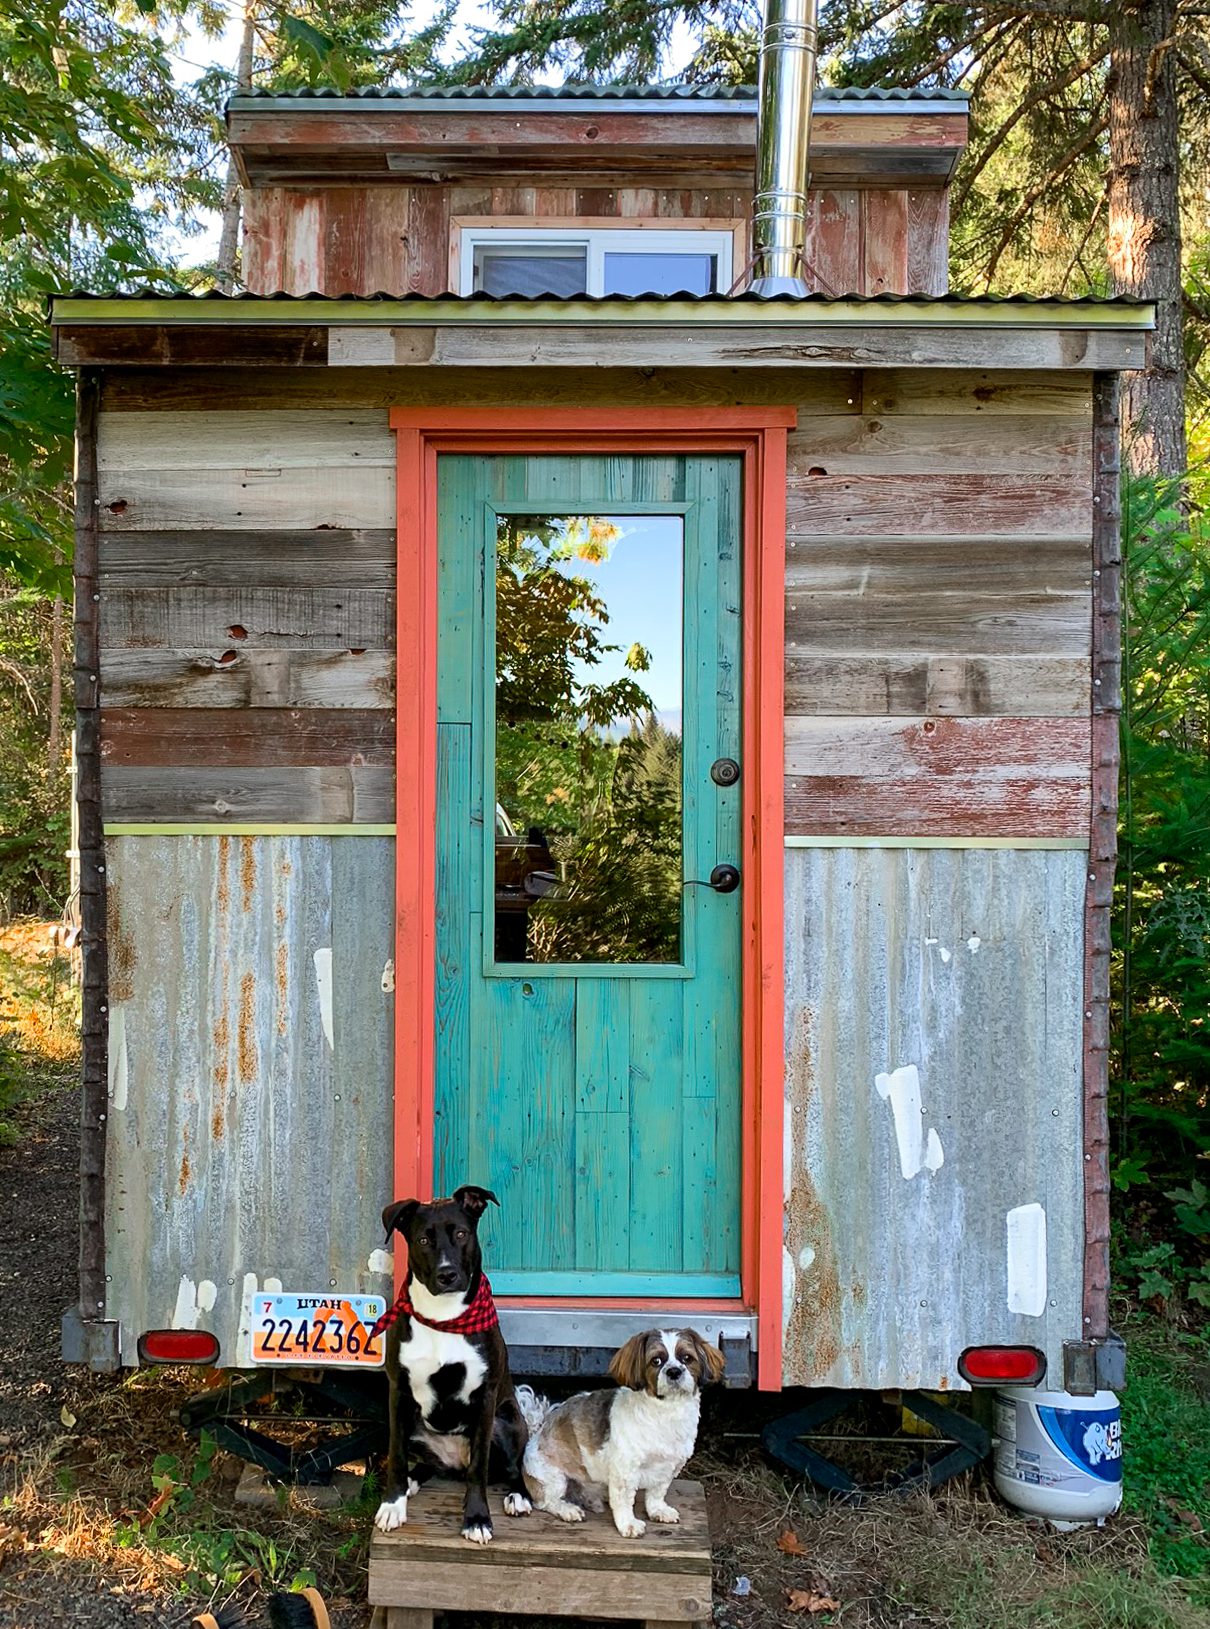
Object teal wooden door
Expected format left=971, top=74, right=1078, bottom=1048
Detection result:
left=434, top=453, right=742, bottom=1296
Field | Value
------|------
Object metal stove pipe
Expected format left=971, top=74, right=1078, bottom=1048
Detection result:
left=750, top=0, right=818, bottom=296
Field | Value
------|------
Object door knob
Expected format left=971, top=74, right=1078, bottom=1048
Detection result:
left=684, top=864, right=741, bottom=894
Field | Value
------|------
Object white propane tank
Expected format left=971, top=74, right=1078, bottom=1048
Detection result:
left=994, top=1387, right=1122, bottom=1529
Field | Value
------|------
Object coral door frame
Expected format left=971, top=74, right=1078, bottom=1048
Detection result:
left=390, top=406, right=793, bottom=1388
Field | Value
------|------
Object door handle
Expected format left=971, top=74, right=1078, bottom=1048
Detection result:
left=683, top=864, right=741, bottom=894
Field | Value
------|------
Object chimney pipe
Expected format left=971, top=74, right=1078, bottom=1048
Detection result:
left=750, top=0, right=818, bottom=296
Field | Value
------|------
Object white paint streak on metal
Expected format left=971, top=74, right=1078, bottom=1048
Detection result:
left=1006, top=1202, right=1047, bottom=1316
left=967, top=934, right=982, bottom=953
left=172, top=1276, right=199, bottom=1330
left=264, top=1276, right=283, bottom=1293
left=939, top=947, right=951, bottom=964
left=368, top=1248, right=393, bottom=1274
left=236, top=1273, right=259, bottom=1366
left=781, top=1246, right=796, bottom=1339
left=874, top=1063, right=943, bottom=1180
left=197, top=1280, right=218, bottom=1313
left=381, top=959, right=395, bottom=993
left=798, top=1245, right=816, bottom=1270
left=314, top=947, right=334, bottom=1050
left=109, top=1004, right=128, bottom=1110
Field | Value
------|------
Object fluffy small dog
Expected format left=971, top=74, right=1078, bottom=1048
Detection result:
left=519, top=1328, right=725, bottom=1538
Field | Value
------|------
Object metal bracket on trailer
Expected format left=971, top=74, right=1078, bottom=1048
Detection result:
left=179, top=1369, right=387, bottom=1485
left=61, top=1308, right=120, bottom=1373
left=1063, top=1331, right=1126, bottom=1396
left=761, top=1388, right=992, bottom=1497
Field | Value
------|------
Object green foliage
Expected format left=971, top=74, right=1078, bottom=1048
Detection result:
left=1112, top=471, right=1210, bottom=1308
left=1120, top=1322, right=1210, bottom=1589
left=0, top=582, right=71, bottom=915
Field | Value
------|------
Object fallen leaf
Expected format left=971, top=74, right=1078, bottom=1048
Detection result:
left=786, top=1589, right=840, bottom=1615
left=137, top=1484, right=174, bottom=1528
left=59, top=1405, right=76, bottom=1429
left=777, top=1530, right=809, bottom=1556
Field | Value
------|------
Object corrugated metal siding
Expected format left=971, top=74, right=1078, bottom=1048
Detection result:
left=104, top=834, right=395, bottom=1365
left=782, top=846, right=1086, bottom=1390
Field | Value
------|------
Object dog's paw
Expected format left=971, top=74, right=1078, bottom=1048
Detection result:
left=374, top=1495, right=409, bottom=1533
left=461, top=1519, right=493, bottom=1545
left=407, top=1477, right=420, bottom=1497
left=615, top=1515, right=646, bottom=1539
left=503, top=1491, right=532, bottom=1517
left=648, top=1501, right=680, bottom=1524
left=549, top=1500, right=585, bottom=1524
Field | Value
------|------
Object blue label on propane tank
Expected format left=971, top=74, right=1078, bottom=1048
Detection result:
left=1037, top=1407, right=1122, bottom=1482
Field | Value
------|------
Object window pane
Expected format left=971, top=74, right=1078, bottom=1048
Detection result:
left=603, top=251, right=717, bottom=296
left=473, top=245, right=587, bottom=297
left=494, top=514, right=684, bottom=966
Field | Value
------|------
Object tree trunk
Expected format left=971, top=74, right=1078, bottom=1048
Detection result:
left=48, top=593, right=63, bottom=774
left=1106, top=0, right=1186, bottom=477
left=216, top=4, right=257, bottom=295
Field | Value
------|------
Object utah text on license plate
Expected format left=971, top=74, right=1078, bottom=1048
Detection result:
left=249, top=1293, right=386, bottom=1367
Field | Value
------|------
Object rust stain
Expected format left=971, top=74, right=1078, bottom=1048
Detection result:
left=240, top=837, right=257, bottom=914
left=783, top=1002, right=843, bottom=1386
left=211, top=1106, right=224, bottom=1140
left=276, top=942, right=289, bottom=1036
left=216, top=835, right=231, bottom=913
left=106, top=883, right=137, bottom=1002
left=178, top=1151, right=191, bottom=1195
left=237, top=972, right=259, bottom=1083
left=212, top=1010, right=229, bottom=1089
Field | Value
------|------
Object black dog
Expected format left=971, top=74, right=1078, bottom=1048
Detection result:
left=372, top=1184, right=530, bottom=1544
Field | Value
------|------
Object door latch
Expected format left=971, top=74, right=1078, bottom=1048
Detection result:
left=683, top=864, right=741, bottom=894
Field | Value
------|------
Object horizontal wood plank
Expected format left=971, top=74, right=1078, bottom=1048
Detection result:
left=97, top=465, right=394, bottom=531
left=101, top=764, right=394, bottom=822
left=99, top=588, right=394, bottom=650
left=785, top=592, right=1089, bottom=656
left=861, top=369, right=1094, bottom=416
left=783, top=715, right=1091, bottom=837
left=786, top=536, right=1091, bottom=596
left=55, top=324, right=328, bottom=368
left=99, top=368, right=860, bottom=413
left=98, top=410, right=393, bottom=470
left=100, top=647, right=394, bottom=708
left=789, top=414, right=1091, bottom=476
left=100, top=708, right=395, bottom=767
left=784, top=653, right=1088, bottom=716
left=786, top=474, right=1091, bottom=538
left=98, top=530, right=395, bottom=588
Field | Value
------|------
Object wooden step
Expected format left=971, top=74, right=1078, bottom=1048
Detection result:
left=368, top=1477, right=712, bottom=1629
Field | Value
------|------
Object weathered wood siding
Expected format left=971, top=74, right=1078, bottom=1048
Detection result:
left=240, top=183, right=949, bottom=297
left=96, top=365, right=1091, bottom=835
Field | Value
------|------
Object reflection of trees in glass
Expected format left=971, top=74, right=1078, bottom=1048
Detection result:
left=495, top=516, right=683, bottom=964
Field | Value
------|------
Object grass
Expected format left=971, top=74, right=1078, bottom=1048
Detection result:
left=0, top=919, right=78, bottom=1144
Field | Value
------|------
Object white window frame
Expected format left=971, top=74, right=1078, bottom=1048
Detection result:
left=455, top=223, right=737, bottom=297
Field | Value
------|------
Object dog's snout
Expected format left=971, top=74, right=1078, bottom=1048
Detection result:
left=435, top=1262, right=460, bottom=1288
left=664, top=1363, right=685, bottom=1382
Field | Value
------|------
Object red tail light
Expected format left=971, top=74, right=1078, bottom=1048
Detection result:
left=138, top=1329, right=221, bottom=1365
left=958, top=1345, right=1045, bottom=1386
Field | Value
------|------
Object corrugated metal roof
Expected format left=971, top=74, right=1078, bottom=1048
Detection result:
left=229, top=82, right=970, bottom=106
left=52, top=287, right=1145, bottom=307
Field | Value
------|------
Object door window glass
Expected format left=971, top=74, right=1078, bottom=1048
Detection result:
left=494, top=513, right=684, bottom=965
left=473, top=244, right=588, bottom=297
left=602, top=251, right=717, bottom=296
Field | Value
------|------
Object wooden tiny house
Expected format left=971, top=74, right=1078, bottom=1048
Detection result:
left=54, top=83, right=1149, bottom=1396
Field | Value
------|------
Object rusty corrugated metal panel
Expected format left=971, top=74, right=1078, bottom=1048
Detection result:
left=104, top=834, right=395, bottom=1365
left=783, top=846, right=1086, bottom=1391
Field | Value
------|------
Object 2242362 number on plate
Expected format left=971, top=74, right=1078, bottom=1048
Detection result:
left=249, top=1293, right=386, bottom=1368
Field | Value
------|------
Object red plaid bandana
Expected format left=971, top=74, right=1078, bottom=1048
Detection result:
left=371, top=1273, right=498, bottom=1340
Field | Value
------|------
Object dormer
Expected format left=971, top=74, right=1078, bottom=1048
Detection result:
left=228, top=84, right=968, bottom=299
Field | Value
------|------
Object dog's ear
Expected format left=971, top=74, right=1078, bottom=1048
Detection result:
left=686, top=1329, right=727, bottom=1386
left=382, top=1198, right=420, bottom=1241
left=609, top=1331, right=655, bottom=1391
left=452, top=1185, right=499, bottom=1224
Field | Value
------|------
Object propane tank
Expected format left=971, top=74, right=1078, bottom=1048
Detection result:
left=994, top=1386, right=1122, bottom=1529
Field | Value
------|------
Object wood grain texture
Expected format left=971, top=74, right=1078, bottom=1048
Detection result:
left=100, top=708, right=395, bottom=767
left=99, top=588, right=394, bottom=650
left=56, top=325, right=328, bottom=368
left=785, top=473, right=1091, bottom=538
left=907, top=189, right=949, bottom=296
left=784, top=653, right=1088, bottom=716
left=97, top=465, right=394, bottom=531
left=861, top=369, right=1094, bottom=416
left=100, top=648, right=394, bottom=709
left=789, top=414, right=1092, bottom=476
left=861, top=188, right=910, bottom=295
left=100, top=764, right=394, bottom=822
left=99, top=530, right=395, bottom=587
left=97, top=410, right=393, bottom=469
left=783, top=716, right=1091, bottom=837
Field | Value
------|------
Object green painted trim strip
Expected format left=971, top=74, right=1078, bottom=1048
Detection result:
left=50, top=296, right=1155, bottom=330
left=492, top=1271, right=742, bottom=1297
left=784, top=835, right=1087, bottom=850
left=104, top=822, right=396, bottom=836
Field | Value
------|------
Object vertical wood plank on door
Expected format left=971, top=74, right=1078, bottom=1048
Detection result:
left=437, top=456, right=479, bottom=726
left=434, top=724, right=471, bottom=1194
left=575, top=981, right=632, bottom=1268
left=628, top=980, right=683, bottom=1274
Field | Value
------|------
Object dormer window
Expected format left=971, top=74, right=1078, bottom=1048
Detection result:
left=456, top=226, right=736, bottom=298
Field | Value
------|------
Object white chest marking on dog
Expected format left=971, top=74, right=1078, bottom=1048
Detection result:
left=401, top=1320, right=488, bottom=1421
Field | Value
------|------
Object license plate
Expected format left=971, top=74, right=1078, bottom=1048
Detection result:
left=249, top=1293, right=386, bottom=1368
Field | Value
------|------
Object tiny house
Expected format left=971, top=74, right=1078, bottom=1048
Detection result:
left=53, top=73, right=1149, bottom=1396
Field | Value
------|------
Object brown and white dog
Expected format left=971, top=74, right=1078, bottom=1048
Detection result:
left=518, top=1328, right=725, bottom=1538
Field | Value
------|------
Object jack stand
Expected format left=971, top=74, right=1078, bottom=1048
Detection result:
left=179, top=1369, right=387, bottom=1486
left=761, top=1388, right=991, bottom=1497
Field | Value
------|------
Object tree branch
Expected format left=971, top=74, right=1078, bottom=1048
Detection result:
left=981, top=116, right=1109, bottom=286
